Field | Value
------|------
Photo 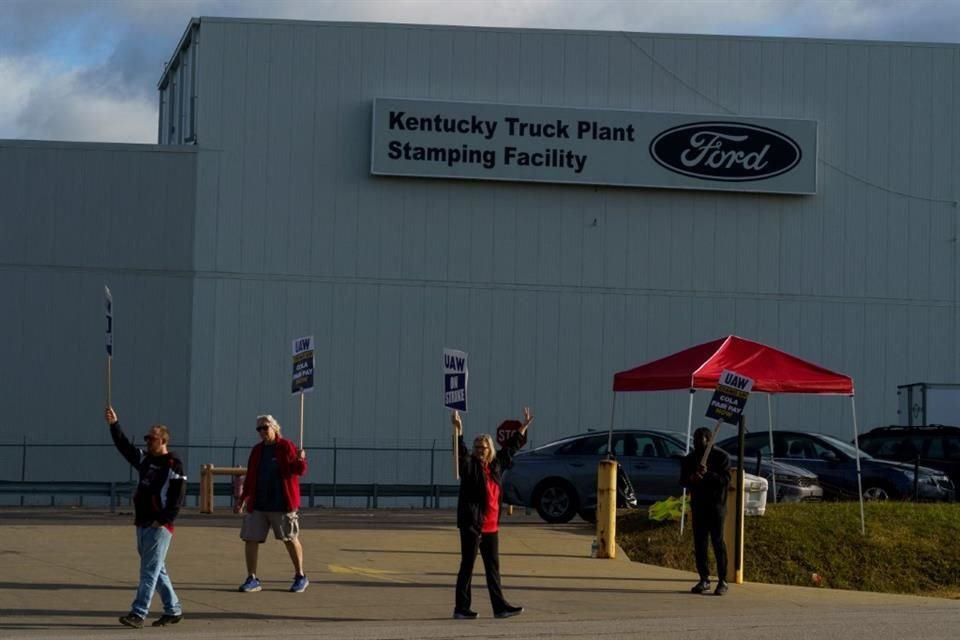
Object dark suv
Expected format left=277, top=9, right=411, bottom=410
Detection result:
left=857, top=425, right=960, bottom=489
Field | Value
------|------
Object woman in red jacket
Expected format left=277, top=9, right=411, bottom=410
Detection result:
left=237, top=414, right=309, bottom=593
left=452, top=407, right=532, bottom=620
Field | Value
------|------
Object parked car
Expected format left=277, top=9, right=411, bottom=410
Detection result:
left=856, top=425, right=960, bottom=490
left=716, top=430, right=955, bottom=501
left=727, top=452, right=823, bottom=503
left=502, top=429, right=787, bottom=523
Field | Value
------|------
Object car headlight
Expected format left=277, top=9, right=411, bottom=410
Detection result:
left=773, top=474, right=800, bottom=485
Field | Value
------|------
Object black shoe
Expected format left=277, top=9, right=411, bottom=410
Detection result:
left=152, top=613, right=183, bottom=627
left=691, top=579, right=711, bottom=594
left=495, top=605, right=524, bottom=619
left=118, top=613, right=144, bottom=628
left=453, top=609, right=479, bottom=620
left=714, top=580, right=729, bottom=596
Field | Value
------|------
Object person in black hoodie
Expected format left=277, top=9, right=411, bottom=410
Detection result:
left=452, top=406, right=532, bottom=620
left=680, top=426, right=731, bottom=596
left=106, top=406, right=187, bottom=628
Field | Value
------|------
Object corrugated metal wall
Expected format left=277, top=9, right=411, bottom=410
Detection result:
left=170, top=19, right=960, bottom=485
left=5, top=20, right=959, bottom=491
left=0, top=141, right=198, bottom=484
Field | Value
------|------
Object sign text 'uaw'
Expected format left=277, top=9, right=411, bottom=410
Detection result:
left=291, top=335, right=315, bottom=395
left=706, top=369, right=754, bottom=425
left=443, top=348, right=468, bottom=412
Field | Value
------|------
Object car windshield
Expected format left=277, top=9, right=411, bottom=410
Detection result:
left=817, top=433, right=873, bottom=460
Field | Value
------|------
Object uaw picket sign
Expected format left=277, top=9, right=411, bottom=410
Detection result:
left=104, top=286, right=113, bottom=356
left=371, top=98, right=817, bottom=195
left=706, top=370, right=754, bottom=425
left=291, top=336, right=315, bottom=395
left=443, top=348, right=468, bottom=412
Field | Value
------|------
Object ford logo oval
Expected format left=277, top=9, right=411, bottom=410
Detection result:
left=649, top=122, right=802, bottom=181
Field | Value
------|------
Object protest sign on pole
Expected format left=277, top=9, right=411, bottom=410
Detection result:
left=706, top=369, right=754, bottom=425
left=443, top=348, right=468, bottom=412
left=291, top=336, right=315, bottom=448
left=104, top=286, right=113, bottom=405
left=444, top=348, right=468, bottom=479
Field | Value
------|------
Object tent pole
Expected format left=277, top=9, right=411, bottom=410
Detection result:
left=679, top=389, right=695, bottom=536
left=607, top=392, right=618, bottom=454
left=850, top=394, right=865, bottom=535
left=767, top=394, right=777, bottom=503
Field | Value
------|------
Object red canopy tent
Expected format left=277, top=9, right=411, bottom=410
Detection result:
left=609, top=335, right=864, bottom=533
left=613, top=335, right=854, bottom=394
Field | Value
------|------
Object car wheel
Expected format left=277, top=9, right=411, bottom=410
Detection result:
left=534, top=480, right=578, bottom=523
left=862, top=484, right=893, bottom=501
left=578, top=508, right=597, bottom=523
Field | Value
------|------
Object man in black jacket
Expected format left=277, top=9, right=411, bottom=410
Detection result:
left=680, top=426, right=731, bottom=596
left=106, top=406, right=186, bottom=628
left=452, top=407, right=532, bottom=620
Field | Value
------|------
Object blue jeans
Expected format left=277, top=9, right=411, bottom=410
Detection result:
left=131, top=526, right=181, bottom=618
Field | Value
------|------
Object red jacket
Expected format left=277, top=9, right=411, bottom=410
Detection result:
left=241, top=436, right=308, bottom=513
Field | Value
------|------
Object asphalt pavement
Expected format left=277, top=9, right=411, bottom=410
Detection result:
left=1, top=507, right=958, bottom=639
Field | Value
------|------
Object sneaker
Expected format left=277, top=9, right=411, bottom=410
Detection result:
left=118, top=613, right=144, bottom=628
left=152, top=613, right=183, bottom=627
left=690, top=579, right=711, bottom=594
left=453, top=609, right=479, bottom=620
left=239, top=575, right=262, bottom=592
left=714, top=580, right=729, bottom=596
left=290, top=574, right=309, bottom=593
left=495, top=605, right=524, bottom=619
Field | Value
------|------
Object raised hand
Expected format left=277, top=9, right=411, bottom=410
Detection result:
left=105, top=406, right=118, bottom=426
left=520, top=406, right=533, bottom=433
left=451, top=410, right=463, bottom=435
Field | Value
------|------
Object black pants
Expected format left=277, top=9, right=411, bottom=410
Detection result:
left=692, top=506, right=727, bottom=582
left=455, top=529, right=507, bottom=613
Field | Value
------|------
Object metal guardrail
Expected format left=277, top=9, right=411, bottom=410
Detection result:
left=0, top=438, right=480, bottom=505
left=0, top=480, right=461, bottom=511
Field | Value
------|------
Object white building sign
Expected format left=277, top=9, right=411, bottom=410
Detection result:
left=371, top=98, right=817, bottom=195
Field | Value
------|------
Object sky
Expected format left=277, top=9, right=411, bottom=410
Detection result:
left=1, top=0, right=959, bottom=143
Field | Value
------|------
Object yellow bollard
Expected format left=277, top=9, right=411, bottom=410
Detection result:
left=724, top=466, right=745, bottom=584
left=595, top=460, right=617, bottom=559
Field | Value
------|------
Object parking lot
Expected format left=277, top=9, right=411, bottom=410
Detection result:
left=1, top=507, right=958, bottom=639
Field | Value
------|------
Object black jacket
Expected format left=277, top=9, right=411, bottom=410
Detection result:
left=456, top=433, right=521, bottom=533
left=111, top=422, right=186, bottom=527
left=680, top=446, right=731, bottom=511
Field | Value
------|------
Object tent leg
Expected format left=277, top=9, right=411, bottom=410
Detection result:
left=606, top=393, right=618, bottom=454
left=767, top=394, right=777, bottom=503
left=679, top=389, right=695, bottom=536
left=851, top=395, right=865, bottom=535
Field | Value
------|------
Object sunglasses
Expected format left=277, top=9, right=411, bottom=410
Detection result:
left=143, top=435, right=159, bottom=442
left=256, top=425, right=270, bottom=432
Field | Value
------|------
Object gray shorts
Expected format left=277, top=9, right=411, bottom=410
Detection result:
left=240, top=511, right=300, bottom=542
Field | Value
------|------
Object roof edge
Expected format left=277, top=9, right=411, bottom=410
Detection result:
left=158, top=17, right=200, bottom=89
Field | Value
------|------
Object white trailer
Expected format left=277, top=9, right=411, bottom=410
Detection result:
left=897, top=383, right=960, bottom=426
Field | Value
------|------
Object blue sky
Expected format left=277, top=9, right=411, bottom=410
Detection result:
left=2, top=0, right=959, bottom=143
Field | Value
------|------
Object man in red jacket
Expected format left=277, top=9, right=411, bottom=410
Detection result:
left=237, top=414, right=309, bottom=593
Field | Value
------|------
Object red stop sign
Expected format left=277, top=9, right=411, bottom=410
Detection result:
left=496, top=421, right=528, bottom=448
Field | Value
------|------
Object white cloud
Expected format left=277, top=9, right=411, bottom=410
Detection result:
left=0, top=54, right=156, bottom=142
left=2, top=0, right=960, bottom=143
